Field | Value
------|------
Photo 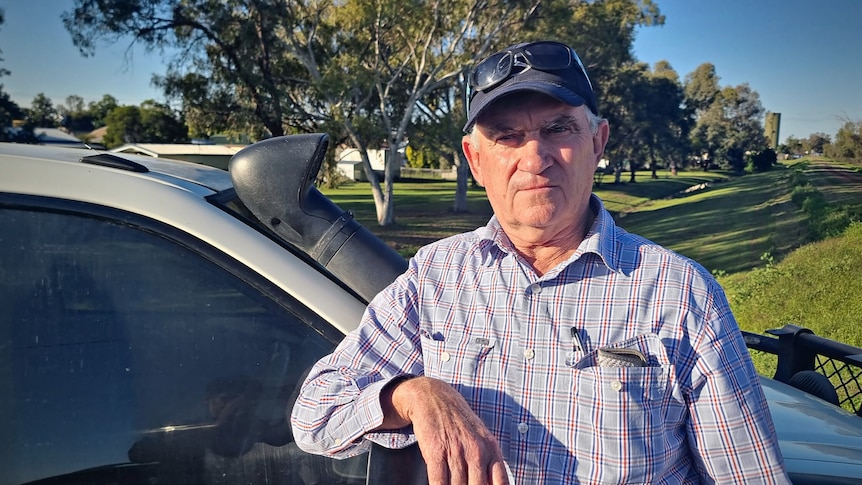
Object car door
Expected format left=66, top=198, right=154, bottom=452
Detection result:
left=0, top=195, right=368, bottom=485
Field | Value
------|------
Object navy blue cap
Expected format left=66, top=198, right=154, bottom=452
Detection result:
left=463, top=43, right=598, bottom=132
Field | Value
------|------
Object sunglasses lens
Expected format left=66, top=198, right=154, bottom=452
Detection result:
left=472, top=52, right=511, bottom=91
left=523, top=42, right=572, bottom=70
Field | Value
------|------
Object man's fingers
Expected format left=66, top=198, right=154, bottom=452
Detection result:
left=424, top=458, right=450, bottom=485
left=467, top=459, right=489, bottom=485
left=425, top=452, right=507, bottom=485
left=395, top=378, right=505, bottom=485
left=489, top=460, right=510, bottom=485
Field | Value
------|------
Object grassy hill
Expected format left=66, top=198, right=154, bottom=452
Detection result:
left=608, top=166, right=810, bottom=275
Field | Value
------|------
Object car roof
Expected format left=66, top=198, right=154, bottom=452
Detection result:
left=0, top=142, right=234, bottom=194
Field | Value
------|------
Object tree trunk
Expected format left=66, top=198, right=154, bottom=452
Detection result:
left=356, top=148, right=391, bottom=226
left=376, top=145, right=401, bottom=226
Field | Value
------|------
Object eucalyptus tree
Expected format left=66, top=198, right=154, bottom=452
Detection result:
left=102, top=100, right=188, bottom=148
left=87, top=95, right=120, bottom=128
left=519, top=0, right=665, bottom=167
left=0, top=9, right=24, bottom=139
left=828, top=123, right=861, bottom=160
left=63, top=0, right=541, bottom=225
left=407, top=0, right=667, bottom=194
left=685, top=63, right=766, bottom=171
left=648, top=60, right=691, bottom=174
left=599, top=61, right=653, bottom=179
left=783, top=135, right=803, bottom=157
left=0, top=27, right=30, bottom=144
left=683, top=63, right=720, bottom=114
left=27, top=94, right=60, bottom=128
left=631, top=61, right=690, bottom=179
left=806, top=132, right=832, bottom=155
left=589, top=59, right=687, bottom=183
left=58, top=95, right=95, bottom=133
left=684, top=63, right=722, bottom=166
left=309, top=0, right=543, bottom=224
left=716, top=83, right=766, bottom=172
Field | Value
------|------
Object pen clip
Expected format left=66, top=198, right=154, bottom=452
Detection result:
left=570, top=327, right=583, bottom=353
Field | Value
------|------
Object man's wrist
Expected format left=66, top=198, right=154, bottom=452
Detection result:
left=379, top=375, right=419, bottom=430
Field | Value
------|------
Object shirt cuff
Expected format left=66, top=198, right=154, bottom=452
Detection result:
left=359, top=375, right=419, bottom=450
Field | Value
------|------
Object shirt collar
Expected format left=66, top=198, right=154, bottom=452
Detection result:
left=577, top=194, right=621, bottom=273
left=475, top=194, right=622, bottom=273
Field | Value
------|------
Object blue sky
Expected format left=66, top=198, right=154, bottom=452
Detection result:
left=1, top=0, right=860, bottom=141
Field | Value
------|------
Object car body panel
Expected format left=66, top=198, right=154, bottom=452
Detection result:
left=760, top=376, right=862, bottom=480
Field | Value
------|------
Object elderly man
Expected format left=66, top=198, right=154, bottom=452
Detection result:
left=291, top=40, right=789, bottom=484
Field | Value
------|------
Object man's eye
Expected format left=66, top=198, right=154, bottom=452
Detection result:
left=546, top=125, right=573, bottom=134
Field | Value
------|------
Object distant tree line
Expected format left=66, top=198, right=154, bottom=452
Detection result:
left=1, top=91, right=188, bottom=147
left=780, top=122, right=862, bottom=162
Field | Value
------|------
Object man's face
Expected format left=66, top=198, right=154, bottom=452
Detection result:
left=462, top=92, right=609, bottom=246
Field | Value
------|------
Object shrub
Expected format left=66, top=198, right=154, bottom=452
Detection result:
left=747, top=148, right=777, bottom=172
left=790, top=185, right=816, bottom=206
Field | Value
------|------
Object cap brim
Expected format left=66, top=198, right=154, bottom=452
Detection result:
left=463, top=82, right=587, bottom=132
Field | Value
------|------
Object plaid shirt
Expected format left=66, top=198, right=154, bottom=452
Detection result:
left=292, top=195, right=790, bottom=484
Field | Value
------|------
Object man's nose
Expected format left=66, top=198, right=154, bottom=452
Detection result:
left=517, top=136, right=552, bottom=173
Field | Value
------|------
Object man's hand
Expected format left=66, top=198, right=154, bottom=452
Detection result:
left=379, top=376, right=510, bottom=485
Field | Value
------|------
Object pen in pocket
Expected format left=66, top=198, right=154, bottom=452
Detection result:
left=570, top=327, right=583, bottom=353
left=565, top=327, right=584, bottom=366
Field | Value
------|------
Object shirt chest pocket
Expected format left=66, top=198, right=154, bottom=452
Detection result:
left=568, top=332, right=671, bottom=399
left=420, top=332, right=497, bottom=383
left=572, top=364, right=669, bottom=405
left=564, top=334, right=675, bottom=484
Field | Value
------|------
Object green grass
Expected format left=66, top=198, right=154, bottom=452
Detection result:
left=321, top=168, right=733, bottom=256
left=593, top=169, right=731, bottom=214
left=719, top=222, right=862, bottom=393
left=322, top=180, right=493, bottom=256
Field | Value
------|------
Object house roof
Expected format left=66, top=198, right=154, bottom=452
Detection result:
left=86, top=126, right=108, bottom=143
left=31, top=128, right=88, bottom=148
left=35, top=128, right=82, bottom=142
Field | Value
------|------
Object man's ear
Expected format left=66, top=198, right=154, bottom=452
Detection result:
left=462, top=134, right=484, bottom=186
left=592, top=120, right=610, bottom=164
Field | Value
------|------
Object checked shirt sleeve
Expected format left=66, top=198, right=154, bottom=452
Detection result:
left=684, top=283, right=791, bottom=484
left=290, top=265, right=425, bottom=459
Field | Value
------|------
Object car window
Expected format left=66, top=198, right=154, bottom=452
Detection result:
left=0, top=203, right=367, bottom=485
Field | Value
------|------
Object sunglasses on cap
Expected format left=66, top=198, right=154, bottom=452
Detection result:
left=466, top=41, right=593, bottom=113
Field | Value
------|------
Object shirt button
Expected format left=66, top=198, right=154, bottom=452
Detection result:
left=441, top=351, right=451, bottom=362
left=528, top=283, right=542, bottom=295
left=523, top=348, right=535, bottom=360
left=517, top=422, right=529, bottom=434
left=610, top=380, right=623, bottom=391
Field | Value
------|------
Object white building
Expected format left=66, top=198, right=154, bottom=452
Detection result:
left=336, top=147, right=403, bottom=181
